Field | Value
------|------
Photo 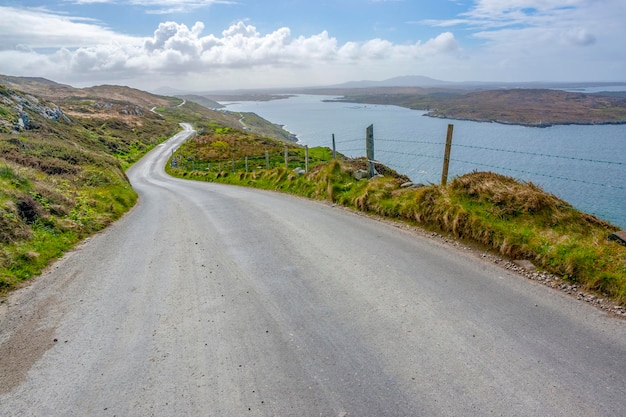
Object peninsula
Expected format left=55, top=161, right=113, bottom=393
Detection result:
left=320, top=87, right=626, bottom=127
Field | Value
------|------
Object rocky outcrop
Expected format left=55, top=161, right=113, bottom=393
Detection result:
left=0, top=86, right=71, bottom=133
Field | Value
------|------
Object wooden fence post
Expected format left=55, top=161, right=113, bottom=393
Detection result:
left=265, top=150, right=270, bottom=169
left=366, top=124, right=377, bottom=177
left=305, top=145, right=309, bottom=173
left=441, top=124, right=454, bottom=186
left=332, top=134, right=336, bottom=159
left=284, top=147, right=288, bottom=168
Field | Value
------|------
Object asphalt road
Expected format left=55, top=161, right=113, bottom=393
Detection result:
left=1, top=124, right=625, bottom=416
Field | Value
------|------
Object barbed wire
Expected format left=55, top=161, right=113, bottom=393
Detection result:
left=177, top=142, right=623, bottom=192
left=376, top=137, right=625, bottom=166
left=379, top=138, right=443, bottom=146
left=377, top=149, right=441, bottom=160
left=335, top=138, right=363, bottom=145
left=337, top=148, right=365, bottom=154
left=451, top=144, right=626, bottom=166
left=450, top=158, right=626, bottom=190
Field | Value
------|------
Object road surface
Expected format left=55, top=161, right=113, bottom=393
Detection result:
left=1, top=124, right=625, bottom=416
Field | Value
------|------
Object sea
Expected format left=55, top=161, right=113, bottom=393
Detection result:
left=222, top=95, right=626, bottom=229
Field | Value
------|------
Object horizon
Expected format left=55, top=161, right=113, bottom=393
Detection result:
left=1, top=1, right=625, bottom=92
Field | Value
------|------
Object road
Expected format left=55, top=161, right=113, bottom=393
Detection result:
left=1, top=123, right=625, bottom=416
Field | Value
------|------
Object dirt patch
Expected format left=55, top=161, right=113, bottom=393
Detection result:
left=0, top=293, right=58, bottom=394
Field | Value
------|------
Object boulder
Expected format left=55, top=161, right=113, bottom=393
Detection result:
left=608, top=230, right=626, bottom=246
left=353, top=169, right=369, bottom=180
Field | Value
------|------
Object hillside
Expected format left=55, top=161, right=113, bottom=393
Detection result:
left=0, top=76, right=302, bottom=293
left=0, top=82, right=182, bottom=292
left=327, top=88, right=626, bottom=126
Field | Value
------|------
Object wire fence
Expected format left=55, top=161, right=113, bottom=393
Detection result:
left=171, top=148, right=313, bottom=173
left=333, top=129, right=625, bottom=188
left=172, top=123, right=626, bottom=226
left=171, top=127, right=626, bottom=192
left=332, top=124, right=626, bottom=226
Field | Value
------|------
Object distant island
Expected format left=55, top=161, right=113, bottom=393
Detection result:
left=321, top=87, right=626, bottom=127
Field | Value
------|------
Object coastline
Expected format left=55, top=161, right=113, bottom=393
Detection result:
left=423, top=112, right=626, bottom=128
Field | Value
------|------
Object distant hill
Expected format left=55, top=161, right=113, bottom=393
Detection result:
left=0, top=75, right=175, bottom=109
left=328, top=75, right=450, bottom=89
left=330, top=88, right=626, bottom=127
left=176, top=94, right=224, bottom=109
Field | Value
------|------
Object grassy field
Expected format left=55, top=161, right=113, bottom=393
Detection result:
left=168, top=128, right=626, bottom=307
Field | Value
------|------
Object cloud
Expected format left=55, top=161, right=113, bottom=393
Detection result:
left=0, top=6, right=138, bottom=50
left=563, top=29, right=596, bottom=47
left=0, top=5, right=462, bottom=88
left=62, top=0, right=236, bottom=14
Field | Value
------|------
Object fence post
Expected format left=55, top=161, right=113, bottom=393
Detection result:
left=266, top=150, right=270, bottom=169
left=332, top=134, right=336, bottom=159
left=231, top=158, right=235, bottom=174
left=284, top=147, right=288, bottom=168
left=245, top=156, right=249, bottom=172
left=441, top=124, right=454, bottom=186
left=305, top=145, right=309, bottom=173
left=366, top=124, right=377, bottom=177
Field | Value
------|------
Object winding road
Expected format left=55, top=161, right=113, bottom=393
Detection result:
left=1, top=124, right=625, bottom=416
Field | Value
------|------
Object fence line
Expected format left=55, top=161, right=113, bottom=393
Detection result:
left=329, top=129, right=624, bottom=191
left=173, top=128, right=624, bottom=193
left=448, top=158, right=626, bottom=190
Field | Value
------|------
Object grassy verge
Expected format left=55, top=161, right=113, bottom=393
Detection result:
left=167, top=132, right=626, bottom=306
left=0, top=85, right=182, bottom=294
left=0, top=133, right=141, bottom=293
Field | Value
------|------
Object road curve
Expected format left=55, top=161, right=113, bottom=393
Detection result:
left=1, top=124, right=625, bottom=416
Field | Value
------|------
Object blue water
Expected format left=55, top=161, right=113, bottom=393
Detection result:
left=223, top=95, right=626, bottom=228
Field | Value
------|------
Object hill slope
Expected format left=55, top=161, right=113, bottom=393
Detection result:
left=0, top=76, right=301, bottom=293
left=328, top=88, right=626, bottom=126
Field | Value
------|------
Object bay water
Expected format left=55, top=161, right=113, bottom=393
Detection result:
left=223, top=95, right=626, bottom=229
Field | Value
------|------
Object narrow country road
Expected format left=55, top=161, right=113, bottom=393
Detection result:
left=1, top=124, right=625, bottom=416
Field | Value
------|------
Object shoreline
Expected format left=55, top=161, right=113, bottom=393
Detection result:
left=423, top=112, right=626, bottom=128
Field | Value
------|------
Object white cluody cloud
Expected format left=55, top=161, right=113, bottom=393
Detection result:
left=421, top=0, right=625, bottom=82
left=62, top=0, right=236, bottom=15
left=0, top=0, right=623, bottom=90
left=0, top=6, right=463, bottom=89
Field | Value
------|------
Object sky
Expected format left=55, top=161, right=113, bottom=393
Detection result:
left=0, top=0, right=624, bottom=92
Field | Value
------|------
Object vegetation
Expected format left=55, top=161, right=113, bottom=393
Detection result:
left=168, top=128, right=626, bottom=306
left=0, top=84, right=181, bottom=293
left=2, top=75, right=625, bottom=309
left=328, top=88, right=626, bottom=127
left=0, top=77, right=298, bottom=295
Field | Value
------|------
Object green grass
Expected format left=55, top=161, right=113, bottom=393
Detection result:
left=0, top=85, right=180, bottom=294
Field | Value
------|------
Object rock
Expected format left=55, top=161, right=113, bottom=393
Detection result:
left=608, top=230, right=626, bottom=246
left=401, top=181, right=426, bottom=189
left=353, top=169, right=369, bottom=180
left=292, top=167, right=306, bottom=175
left=513, top=259, right=536, bottom=272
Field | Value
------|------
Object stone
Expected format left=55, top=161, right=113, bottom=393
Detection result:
left=353, top=169, right=369, bottom=180
left=513, top=259, right=536, bottom=272
left=608, top=230, right=626, bottom=246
